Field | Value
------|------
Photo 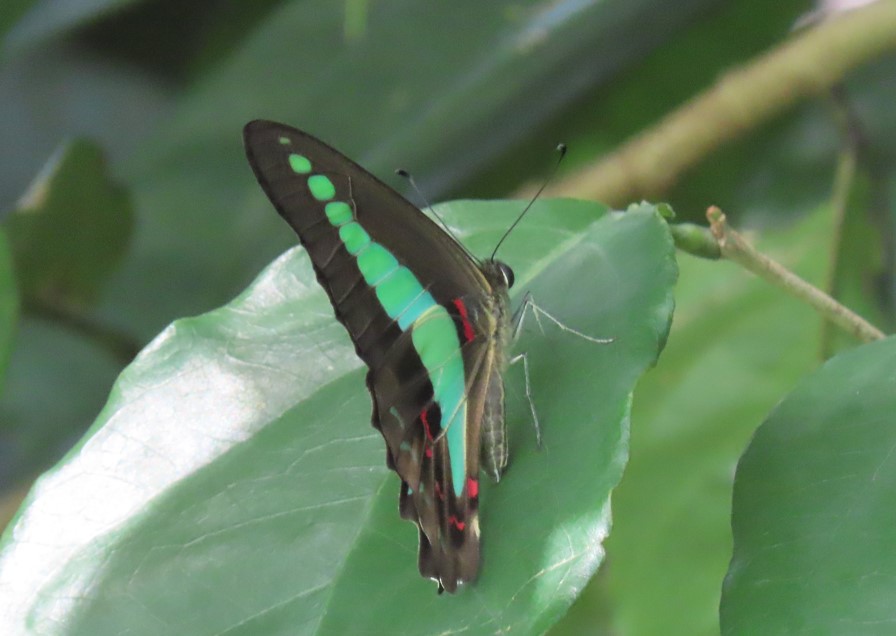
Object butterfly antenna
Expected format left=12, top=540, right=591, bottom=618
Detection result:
left=490, top=143, right=567, bottom=260
left=396, top=168, right=478, bottom=262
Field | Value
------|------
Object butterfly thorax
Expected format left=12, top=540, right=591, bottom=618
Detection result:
left=476, top=259, right=514, bottom=482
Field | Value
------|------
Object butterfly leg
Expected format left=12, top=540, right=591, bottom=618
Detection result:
left=512, top=292, right=613, bottom=344
left=509, top=292, right=613, bottom=447
left=508, top=351, right=542, bottom=447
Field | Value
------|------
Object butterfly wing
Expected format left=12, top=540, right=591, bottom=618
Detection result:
left=396, top=315, right=504, bottom=593
left=243, top=120, right=497, bottom=591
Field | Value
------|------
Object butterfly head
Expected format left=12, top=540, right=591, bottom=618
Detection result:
left=481, top=258, right=515, bottom=291
left=496, top=260, right=514, bottom=289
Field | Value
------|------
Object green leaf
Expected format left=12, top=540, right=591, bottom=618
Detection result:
left=555, top=208, right=830, bottom=636
left=0, top=200, right=675, bottom=634
left=0, top=228, right=17, bottom=386
left=4, top=138, right=132, bottom=309
left=721, top=335, right=896, bottom=633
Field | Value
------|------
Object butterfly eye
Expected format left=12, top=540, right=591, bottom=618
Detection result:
left=498, top=262, right=515, bottom=288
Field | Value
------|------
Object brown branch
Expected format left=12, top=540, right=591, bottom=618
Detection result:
left=539, top=2, right=896, bottom=205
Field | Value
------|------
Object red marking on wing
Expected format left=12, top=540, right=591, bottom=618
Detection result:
left=466, top=477, right=479, bottom=499
left=448, top=515, right=466, bottom=531
left=434, top=481, right=445, bottom=501
left=452, top=298, right=476, bottom=343
left=425, top=446, right=433, bottom=459
left=420, top=407, right=435, bottom=442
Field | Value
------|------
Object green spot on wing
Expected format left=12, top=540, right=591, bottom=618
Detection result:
left=375, top=268, right=423, bottom=320
left=339, top=222, right=371, bottom=255
left=358, top=244, right=399, bottom=285
left=325, top=201, right=353, bottom=226
left=278, top=136, right=290, bottom=145
left=410, top=312, right=467, bottom=495
left=399, top=293, right=437, bottom=331
left=412, top=313, right=459, bottom=370
left=288, top=153, right=311, bottom=174
left=332, top=228, right=469, bottom=497
left=308, top=174, right=335, bottom=200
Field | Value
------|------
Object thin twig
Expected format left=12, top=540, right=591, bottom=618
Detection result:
left=706, top=206, right=885, bottom=344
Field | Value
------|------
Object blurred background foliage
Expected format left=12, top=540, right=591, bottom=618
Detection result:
left=1, top=0, right=895, bottom=634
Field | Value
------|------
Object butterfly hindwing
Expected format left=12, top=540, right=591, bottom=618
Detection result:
left=243, top=120, right=511, bottom=592
left=392, top=300, right=498, bottom=592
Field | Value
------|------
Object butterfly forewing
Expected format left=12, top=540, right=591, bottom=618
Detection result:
left=243, top=120, right=508, bottom=593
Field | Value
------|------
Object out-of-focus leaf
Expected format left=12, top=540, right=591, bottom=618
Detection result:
left=4, top=138, right=132, bottom=308
left=0, top=318, right=124, bottom=488
left=0, top=44, right=170, bottom=211
left=0, top=229, right=17, bottom=387
left=0, top=44, right=168, bottom=488
left=0, top=139, right=135, bottom=489
left=822, top=150, right=893, bottom=355
left=76, top=1, right=284, bottom=82
left=149, top=0, right=721, bottom=193
left=721, top=335, right=896, bottom=634
left=0, top=200, right=676, bottom=635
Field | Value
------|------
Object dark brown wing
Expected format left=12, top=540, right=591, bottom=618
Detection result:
left=243, top=120, right=498, bottom=592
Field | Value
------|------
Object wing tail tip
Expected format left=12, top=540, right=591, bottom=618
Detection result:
left=416, top=526, right=480, bottom=594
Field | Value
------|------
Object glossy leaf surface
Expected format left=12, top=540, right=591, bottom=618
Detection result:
left=0, top=200, right=676, bottom=634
